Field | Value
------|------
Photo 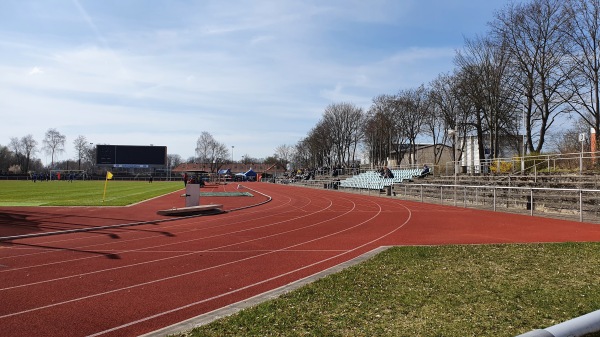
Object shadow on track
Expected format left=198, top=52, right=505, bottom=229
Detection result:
left=4, top=240, right=122, bottom=259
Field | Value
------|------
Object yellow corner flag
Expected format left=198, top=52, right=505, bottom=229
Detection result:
left=103, top=171, right=113, bottom=202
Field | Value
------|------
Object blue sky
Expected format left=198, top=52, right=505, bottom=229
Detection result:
left=0, top=0, right=518, bottom=163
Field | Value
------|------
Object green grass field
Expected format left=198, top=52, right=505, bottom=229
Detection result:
left=0, top=180, right=183, bottom=206
left=177, top=243, right=600, bottom=337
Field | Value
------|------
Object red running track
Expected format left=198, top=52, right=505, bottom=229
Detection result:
left=2, top=182, right=600, bottom=337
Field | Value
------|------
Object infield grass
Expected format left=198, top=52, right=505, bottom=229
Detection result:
left=0, top=180, right=183, bottom=206
left=176, top=243, right=600, bottom=337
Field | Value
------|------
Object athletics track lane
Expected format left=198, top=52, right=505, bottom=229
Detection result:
left=2, top=182, right=600, bottom=337
left=0, top=183, right=264, bottom=238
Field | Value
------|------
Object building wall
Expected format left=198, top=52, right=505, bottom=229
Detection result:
left=415, top=144, right=452, bottom=168
left=461, top=135, right=523, bottom=174
left=396, top=144, right=453, bottom=174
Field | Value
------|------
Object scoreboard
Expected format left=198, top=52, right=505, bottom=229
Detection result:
left=96, top=145, right=167, bottom=167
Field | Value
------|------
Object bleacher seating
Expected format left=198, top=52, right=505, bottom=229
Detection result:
left=339, top=168, right=425, bottom=190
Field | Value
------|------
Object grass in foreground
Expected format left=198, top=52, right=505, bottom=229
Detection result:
left=177, top=243, right=600, bottom=337
left=0, top=180, right=183, bottom=206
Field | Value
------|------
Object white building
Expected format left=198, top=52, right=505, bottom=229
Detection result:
left=460, top=135, right=523, bottom=174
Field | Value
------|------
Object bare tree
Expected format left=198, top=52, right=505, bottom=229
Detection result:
left=43, top=128, right=66, bottom=168
left=562, top=0, right=600, bottom=148
left=293, top=139, right=311, bottom=170
left=492, top=0, right=572, bottom=153
left=311, top=122, right=334, bottom=168
left=195, top=131, right=229, bottom=172
left=21, top=135, right=38, bottom=173
left=86, top=145, right=97, bottom=170
left=240, top=154, right=259, bottom=165
left=9, top=137, right=24, bottom=172
left=195, top=131, right=213, bottom=163
left=455, top=34, right=515, bottom=165
left=73, top=135, right=89, bottom=170
left=365, top=95, right=398, bottom=167
left=167, top=154, right=183, bottom=169
left=0, top=145, right=12, bottom=173
left=427, top=73, right=463, bottom=165
left=295, top=122, right=333, bottom=170
left=547, top=123, right=589, bottom=154
left=274, top=144, right=295, bottom=167
left=397, top=85, right=428, bottom=165
left=321, top=102, right=365, bottom=167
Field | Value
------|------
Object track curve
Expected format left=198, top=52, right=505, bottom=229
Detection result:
left=1, top=182, right=600, bottom=337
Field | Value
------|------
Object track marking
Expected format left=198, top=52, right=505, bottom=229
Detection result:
left=89, top=200, right=413, bottom=337
left=0, top=191, right=317, bottom=271
left=0, top=186, right=301, bottom=262
left=0, top=183, right=413, bottom=337
left=0, top=194, right=347, bottom=290
left=0, top=197, right=362, bottom=320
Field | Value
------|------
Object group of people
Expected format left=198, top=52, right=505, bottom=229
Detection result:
left=283, top=168, right=316, bottom=181
left=31, top=172, right=79, bottom=182
left=31, top=172, right=49, bottom=182
left=182, top=173, right=206, bottom=187
left=378, top=166, right=394, bottom=179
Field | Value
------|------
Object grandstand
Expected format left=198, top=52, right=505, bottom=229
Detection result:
left=338, top=168, right=424, bottom=190
left=284, top=150, right=600, bottom=223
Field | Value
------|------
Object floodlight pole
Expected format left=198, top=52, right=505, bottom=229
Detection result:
left=447, top=129, right=458, bottom=186
left=521, top=102, right=526, bottom=174
left=448, top=129, right=458, bottom=206
left=580, top=133, right=586, bottom=175
left=231, top=145, right=234, bottom=163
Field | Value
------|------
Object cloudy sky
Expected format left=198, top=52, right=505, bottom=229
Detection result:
left=0, top=0, right=518, bottom=164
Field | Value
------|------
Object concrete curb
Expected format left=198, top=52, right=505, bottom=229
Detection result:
left=140, top=246, right=392, bottom=337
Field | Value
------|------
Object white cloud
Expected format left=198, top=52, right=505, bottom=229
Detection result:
left=28, top=66, right=44, bottom=75
left=387, top=47, right=457, bottom=65
left=0, top=0, right=517, bottom=161
left=320, top=83, right=370, bottom=105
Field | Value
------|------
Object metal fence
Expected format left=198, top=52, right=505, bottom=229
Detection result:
left=392, top=183, right=600, bottom=223
left=288, top=178, right=600, bottom=224
left=445, top=150, right=600, bottom=177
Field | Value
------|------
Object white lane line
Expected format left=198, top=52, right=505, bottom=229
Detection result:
left=91, top=200, right=413, bottom=337
left=0, top=194, right=325, bottom=273
left=0, top=185, right=307, bottom=265
left=0, top=198, right=338, bottom=291
left=0, top=195, right=346, bottom=294
left=4, top=198, right=366, bottom=322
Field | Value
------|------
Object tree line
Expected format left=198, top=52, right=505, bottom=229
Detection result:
left=0, top=129, right=96, bottom=174
left=290, top=0, right=600, bottom=170
left=195, top=0, right=600, bottom=172
left=182, top=0, right=600, bottom=173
